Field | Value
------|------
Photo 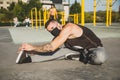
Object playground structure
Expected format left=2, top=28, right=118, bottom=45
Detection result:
left=30, top=0, right=117, bottom=29
left=30, top=7, right=78, bottom=29
left=81, top=0, right=117, bottom=27
left=93, top=0, right=115, bottom=27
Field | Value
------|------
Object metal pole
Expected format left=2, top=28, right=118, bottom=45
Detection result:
left=76, top=14, right=78, bottom=24
left=63, top=12, right=65, bottom=25
left=44, top=8, right=47, bottom=26
left=106, top=0, right=109, bottom=27
left=93, top=0, right=96, bottom=26
left=68, top=0, right=70, bottom=22
left=31, top=8, right=34, bottom=29
left=81, top=0, right=85, bottom=26
left=74, top=14, right=76, bottom=23
left=39, top=9, right=42, bottom=29
left=109, top=0, right=112, bottom=25
left=35, top=8, right=38, bottom=29
left=61, top=12, right=65, bottom=26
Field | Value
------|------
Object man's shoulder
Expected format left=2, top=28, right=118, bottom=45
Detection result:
left=64, top=23, right=74, bottom=27
left=64, top=23, right=80, bottom=29
left=63, top=23, right=73, bottom=29
left=62, top=23, right=76, bottom=32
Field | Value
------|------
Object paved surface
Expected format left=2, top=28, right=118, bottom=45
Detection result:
left=0, top=24, right=120, bottom=80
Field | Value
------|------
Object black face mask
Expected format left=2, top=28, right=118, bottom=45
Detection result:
left=50, top=27, right=61, bottom=37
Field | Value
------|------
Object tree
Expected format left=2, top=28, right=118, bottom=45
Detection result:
left=97, top=11, right=106, bottom=22
left=13, top=3, right=23, bottom=21
left=112, top=12, right=120, bottom=22
left=0, top=7, right=9, bottom=22
left=12, top=0, right=42, bottom=21
left=28, top=0, right=42, bottom=10
left=85, top=12, right=93, bottom=23
left=7, top=2, right=15, bottom=11
left=0, top=7, right=7, bottom=13
left=69, top=0, right=81, bottom=23
left=70, top=0, right=81, bottom=14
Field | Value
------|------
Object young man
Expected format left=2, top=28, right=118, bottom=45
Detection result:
left=17, top=19, right=107, bottom=65
left=13, top=17, right=18, bottom=27
left=24, top=17, right=30, bottom=27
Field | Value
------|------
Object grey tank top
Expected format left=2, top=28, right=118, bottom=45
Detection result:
left=64, top=25, right=103, bottom=49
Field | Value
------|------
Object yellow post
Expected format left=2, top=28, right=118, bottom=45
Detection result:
left=74, top=14, right=78, bottom=24
left=60, top=12, right=63, bottom=25
left=109, top=0, right=112, bottom=26
left=81, top=0, right=85, bottom=26
left=63, top=12, right=65, bottom=25
left=106, top=0, right=109, bottom=27
left=58, top=11, right=65, bottom=25
left=31, top=9, right=34, bottom=29
left=35, top=8, right=38, bottom=29
left=46, top=10, right=49, bottom=20
left=74, top=14, right=76, bottom=23
left=44, top=8, right=47, bottom=26
left=76, top=14, right=78, bottom=24
left=93, top=0, right=96, bottom=26
left=39, top=9, right=42, bottom=29
left=31, top=8, right=37, bottom=29
left=61, top=12, right=65, bottom=26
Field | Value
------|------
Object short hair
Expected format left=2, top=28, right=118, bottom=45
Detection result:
left=45, top=19, right=57, bottom=28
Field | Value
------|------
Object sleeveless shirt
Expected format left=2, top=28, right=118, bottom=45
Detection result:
left=64, top=25, right=103, bottom=49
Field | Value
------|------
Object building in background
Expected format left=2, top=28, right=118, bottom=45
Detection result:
left=0, top=0, right=18, bottom=9
left=21, top=0, right=29, bottom=3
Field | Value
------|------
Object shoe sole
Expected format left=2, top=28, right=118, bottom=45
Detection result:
left=16, top=50, right=24, bottom=64
left=65, top=53, right=80, bottom=60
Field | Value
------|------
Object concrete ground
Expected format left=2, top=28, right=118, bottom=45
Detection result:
left=0, top=24, right=120, bottom=80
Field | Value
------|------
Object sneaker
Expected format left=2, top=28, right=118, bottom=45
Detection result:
left=16, top=50, right=31, bottom=64
left=65, top=53, right=80, bottom=61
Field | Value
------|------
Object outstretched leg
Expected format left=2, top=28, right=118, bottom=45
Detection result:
left=31, top=47, right=79, bottom=63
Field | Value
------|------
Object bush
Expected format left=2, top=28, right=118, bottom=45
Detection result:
left=0, top=22, right=13, bottom=26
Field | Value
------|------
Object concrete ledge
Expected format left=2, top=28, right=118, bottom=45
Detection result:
left=9, top=27, right=54, bottom=44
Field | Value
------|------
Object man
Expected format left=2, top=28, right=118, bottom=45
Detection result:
left=13, top=17, right=18, bottom=27
left=48, top=4, right=58, bottom=19
left=17, top=19, right=107, bottom=65
left=24, top=17, right=30, bottom=27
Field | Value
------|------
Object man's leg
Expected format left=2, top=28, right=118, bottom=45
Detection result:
left=89, top=47, right=107, bottom=65
left=31, top=47, right=79, bottom=63
left=25, top=22, right=28, bottom=27
left=14, top=23, right=17, bottom=27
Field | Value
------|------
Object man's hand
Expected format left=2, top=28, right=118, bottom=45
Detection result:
left=18, top=43, right=34, bottom=52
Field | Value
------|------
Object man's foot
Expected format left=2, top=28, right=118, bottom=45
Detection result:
left=65, top=53, right=80, bottom=60
left=16, top=50, right=31, bottom=64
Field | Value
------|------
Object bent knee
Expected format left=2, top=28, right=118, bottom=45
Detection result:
left=93, top=58, right=106, bottom=65
left=90, top=52, right=107, bottom=65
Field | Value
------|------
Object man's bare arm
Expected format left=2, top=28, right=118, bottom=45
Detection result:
left=20, top=24, right=72, bottom=53
left=20, top=43, right=54, bottom=53
left=33, top=43, right=53, bottom=52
